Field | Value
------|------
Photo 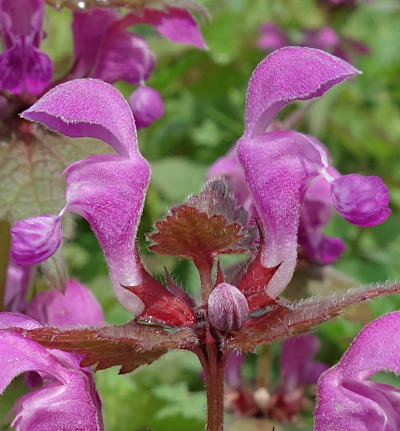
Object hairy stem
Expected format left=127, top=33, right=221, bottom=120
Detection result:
left=197, top=344, right=226, bottom=431
left=196, top=255, right=214, bottom=304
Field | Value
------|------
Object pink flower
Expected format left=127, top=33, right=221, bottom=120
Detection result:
left=315, top=312, right=400, bottom=430
left=0, top=0, right=52, bottom=94
left=11, top=79, right=151, bottom=315
left=209, top=47, right=389, bottom=297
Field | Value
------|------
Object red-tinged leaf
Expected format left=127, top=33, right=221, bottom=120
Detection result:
left=17, top=321, right=198, bottom=374
left=125, top=255, right=196, bottom=327
left=236, top=244, right=280, bottom=312
left=164, top=267, right=196, bottom=309
left=149, top=179, right=257, bottom=262
left=227, top=283, right=400, bottom=352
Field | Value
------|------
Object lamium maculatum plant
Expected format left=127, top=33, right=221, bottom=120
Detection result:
left=1, top=47, right=399, bottom=431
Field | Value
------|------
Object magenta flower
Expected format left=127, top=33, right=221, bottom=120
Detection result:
left=27, top=279, right=104, bottom=327
left=71, top=6, right=206, bottom=127
left=266, top=335, right=327, bottom=420
left=0, top=0, right=52, bottom=95
left=280, top=335, right=328, bottom=392
left=0, top=313, right=103, bottom=430
left=257, top=23, right=289, bottom=51
left=315, top=311, right=400, bottom=431
left=303, top=26, right=369, bottom=62
left=209, top=47, right=390, bottom=297
left=10, top=79, right=151, bottom=315
left=299, top=170, right=346, bottom=264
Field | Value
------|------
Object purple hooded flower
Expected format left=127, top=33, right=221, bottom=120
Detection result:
left=315, top=311, right=400, bottom=431
left=257, top=23, right=289, bottom=51
left=72, top=6, right=206, bottom=82
left=0, top=0, right=52, bottom=95
left=27, top=279, right=104, bottom=328
left=303, top=26, right=369, bottom=62
left=208, top=140, right=346, bottom=265
left=71, top=6, right=206, bottom=127
left=10, top=79, right=151, bottom=315
left=0, top=313, right=103, bottom=430
left=209, top=47, right=390, bottom=298
left=72, top=9, right=155, bottom=84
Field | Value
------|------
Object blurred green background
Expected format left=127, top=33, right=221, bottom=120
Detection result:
left=3, top=0, right=400, bottom=430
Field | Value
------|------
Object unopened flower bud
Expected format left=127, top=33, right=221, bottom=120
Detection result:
left=128, top=85, right=163, bottom=129
left=208, top=282, right=249, bottom=332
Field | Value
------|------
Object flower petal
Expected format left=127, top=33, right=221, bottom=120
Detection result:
left=281, top=335, right=327, bottom=392
left=0, top=0, right=44, bottom=46
left=207, top=145, right=252, bottom=211
left=11, top=375, right=103, bottom=431
left=128, top=85, right=164, bottom=129
left=10, top=215, right=62, bottom=266
left=0, top=44, right=52, bottom=95
left=27, top=279, right=104, bottom=327
left=122, top=7, right=207, bottom=50
left=257, top=22, right=289, bottom=51
left=0, top=0, right=52, bottom=95
left=0, top=330, right=103, bottom=430
left=71, top=8, right=120, bottom=78
left=21, top=79, right=139, bottom=159
left=64, top=154, right=150, bottom=315
left=244, top=47, right=359, bottom=137
left=92, top=31, right=155, bottom=85
left=4, top=257, right=31, bottom=313
left=0, top=312, right=40, bottom=330
left=315, top=312, right=400, bottom=431
left=331, top=174, right=391, bottom=226
left=299, top=196, right=345, bottom=264
left=237, top=130, right=325, bottom=297
left=225, top=351, right=244, bottom=389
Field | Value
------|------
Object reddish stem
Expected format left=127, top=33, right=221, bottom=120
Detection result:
left=195, top=253, right=226, bottom=431
left=197, top=344, right=226, bottom=431
left=196, top=255, right=214, bottom=304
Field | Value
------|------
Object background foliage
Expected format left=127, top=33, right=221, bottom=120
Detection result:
left=2, top=0, right=400, bottom=429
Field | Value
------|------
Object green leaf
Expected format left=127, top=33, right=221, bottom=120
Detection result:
left=154, top=382, right=205, bottom=420
left=0, top=127, right=108, bottom=223
left=0, top=377, right=26, bottom=430
left=151, top=157, right=207, bottom=203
